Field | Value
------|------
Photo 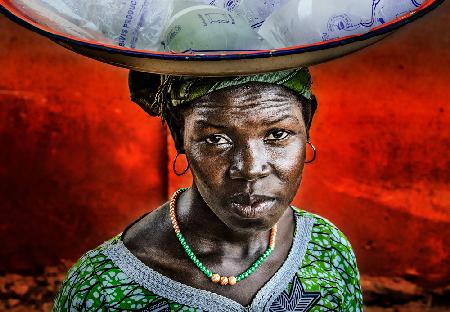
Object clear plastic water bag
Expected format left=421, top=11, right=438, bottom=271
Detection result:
left=12, top=0, right=174, bottom=50
left=374, top=0, right=425, bottom=24
left=259, top=0, right=425, bottom=48
left=12, top=0, right=106, bottom=41
left=187, top=0, right=290, bottom=29
left=162, top=4, right=271, bottom=51
left=68, top=0, right=174, bottom=50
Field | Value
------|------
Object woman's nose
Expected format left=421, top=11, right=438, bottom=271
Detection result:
left=229, top=142, right=270, bottom=181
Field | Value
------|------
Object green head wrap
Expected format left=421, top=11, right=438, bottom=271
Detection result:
left=129, top=68, right=313, bottom=119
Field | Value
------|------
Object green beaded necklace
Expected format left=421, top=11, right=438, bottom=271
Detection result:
left=169, top=188, right=278, bottom=286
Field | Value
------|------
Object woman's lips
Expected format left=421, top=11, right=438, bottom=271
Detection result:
left=229, top=194, right=276, bottom=218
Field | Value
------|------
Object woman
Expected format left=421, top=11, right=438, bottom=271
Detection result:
left=53, top=68, right=363, bottom=311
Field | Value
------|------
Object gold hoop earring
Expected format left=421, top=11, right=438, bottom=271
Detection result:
left=173, top=152, right=190, bottom=176
left=305, top=142, right=316, bottom=164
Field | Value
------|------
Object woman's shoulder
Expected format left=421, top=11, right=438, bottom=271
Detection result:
left=293, top=207, right=363, bottom=310
left=52, top=235, right=119, bottom=311
left=292, top=207, right=358, bottom=271
left=52, top=235, right=164, bottom=311
left=62, top=234, right=122, bottom=278
left=292, top=207, right=355, bottom=251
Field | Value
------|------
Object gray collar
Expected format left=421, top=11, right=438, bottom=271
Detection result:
left=104, top=213, right=315, bottom=312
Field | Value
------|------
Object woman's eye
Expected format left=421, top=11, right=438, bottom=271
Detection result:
left=266, top=130, right=291, bottom=141
left=205, top=135, right=230, bottom=145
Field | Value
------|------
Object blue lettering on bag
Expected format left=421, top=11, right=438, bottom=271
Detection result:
left=118, top=0, right=140, bottom=47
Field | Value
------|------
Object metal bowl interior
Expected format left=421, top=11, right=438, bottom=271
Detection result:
left=0, top=0, right=445, bottom=76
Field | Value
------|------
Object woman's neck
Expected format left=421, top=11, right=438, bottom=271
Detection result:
left=175, top=186, right=295, bottom=258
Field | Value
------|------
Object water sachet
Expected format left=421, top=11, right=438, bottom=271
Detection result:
left=162, top=4, right=271, bottom=52
left=13, top=0, right=106, bottom=41
left=13, top=0, right=174, bottom=50
left=259, top=0, right=426, bottom=48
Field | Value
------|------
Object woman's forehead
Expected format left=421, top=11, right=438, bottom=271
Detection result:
left=192, top=83, right=301, bottom=112
left=186, top=86, right=303, bottom=127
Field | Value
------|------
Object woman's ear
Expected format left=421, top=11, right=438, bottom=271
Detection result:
left=166, top=110, right=185, bottom=154
left=296, top=94, right=317, bottom=142
left=169, top=126, right=185, bottom=154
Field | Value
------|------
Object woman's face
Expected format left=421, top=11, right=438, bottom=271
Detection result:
left=182, top=83, right=307, bottom=233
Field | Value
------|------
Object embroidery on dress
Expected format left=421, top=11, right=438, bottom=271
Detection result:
left=269, top=277, right=320, bottom=312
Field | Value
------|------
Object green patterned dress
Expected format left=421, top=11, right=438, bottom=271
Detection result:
left=53, top=209, right=363, bottom=311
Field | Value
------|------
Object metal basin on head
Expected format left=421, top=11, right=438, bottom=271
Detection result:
left=0, top=0, right=445, bottom=76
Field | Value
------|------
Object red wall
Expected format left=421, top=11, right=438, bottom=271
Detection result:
left=0, top=15, right=168, bottom=271
left=1, top=1, right=449, bottom=290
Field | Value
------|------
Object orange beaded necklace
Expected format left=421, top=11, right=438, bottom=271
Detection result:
left=169, top=188, right=278, bottom=286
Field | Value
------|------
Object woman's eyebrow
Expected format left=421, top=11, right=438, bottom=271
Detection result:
left=193, top=120, right=227, bottom=129
left=264, top=114, right=300, bottom=125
